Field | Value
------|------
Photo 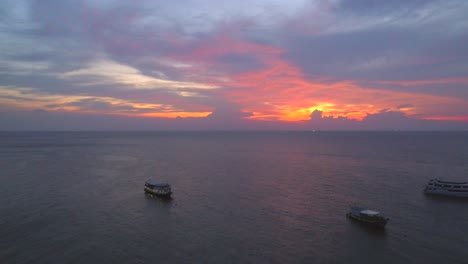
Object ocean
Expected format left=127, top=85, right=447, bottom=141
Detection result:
left=0, top=131, right=467, bottom=263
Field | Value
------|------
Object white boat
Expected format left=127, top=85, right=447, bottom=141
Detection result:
left=346, top=206, right=389, bottom=228
left=144, top=179, right=172, bottom=197
left=424, top=178, right=468, bottom=198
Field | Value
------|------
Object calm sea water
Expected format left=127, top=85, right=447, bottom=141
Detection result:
left=0, top=131, right=467, bottom=264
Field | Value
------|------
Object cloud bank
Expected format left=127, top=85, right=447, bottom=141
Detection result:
left=0, top=0, right=467, bottom=130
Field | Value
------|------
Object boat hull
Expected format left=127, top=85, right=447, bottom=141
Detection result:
left=346, top=213, right=388, bottom=228
left=144, top=187, right=172, bottom=197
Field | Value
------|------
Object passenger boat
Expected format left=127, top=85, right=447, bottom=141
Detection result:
left=144, top=179, right=172, bottom=197
left=424, top=178, right=468, bottom=198
left=346, top=206, right=389, bottom=228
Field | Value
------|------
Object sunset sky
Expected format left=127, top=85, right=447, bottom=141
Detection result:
left=1, top=0, right=467, bottom=130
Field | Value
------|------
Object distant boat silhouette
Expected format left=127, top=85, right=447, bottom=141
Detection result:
left=424, top=178, right=468, bottom=198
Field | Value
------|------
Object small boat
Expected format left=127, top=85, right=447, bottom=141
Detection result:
left=424, top=178, right=468, bottom=198
left=346, top=206, right=389, bottom=228
left=144, top=179, right=172, bottom=197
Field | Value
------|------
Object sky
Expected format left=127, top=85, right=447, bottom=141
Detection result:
left=0, top=0, right=467, bottom=130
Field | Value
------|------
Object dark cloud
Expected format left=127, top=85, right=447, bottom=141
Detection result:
left=1, top=109, right=466, bottom=131
left=278, top=0, right=468, bottom=89
left=308, top=109, right=468, bottom=130
left=283, top=27, right=468, bottom=83
left=362, top=111, right=416, bottom=129
left=207, top=107, right=252, bottom=120
left=310, top=109, right=323, bottom=120
left=309, top=109, right=360, bottom=130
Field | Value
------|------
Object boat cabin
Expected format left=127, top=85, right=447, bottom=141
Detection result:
left=144, top=179, right=172, bottom=197
left=347, top=206, right=389, bottom=228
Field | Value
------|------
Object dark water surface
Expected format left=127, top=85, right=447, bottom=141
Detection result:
left=0, top=131, right=467, bottom=263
